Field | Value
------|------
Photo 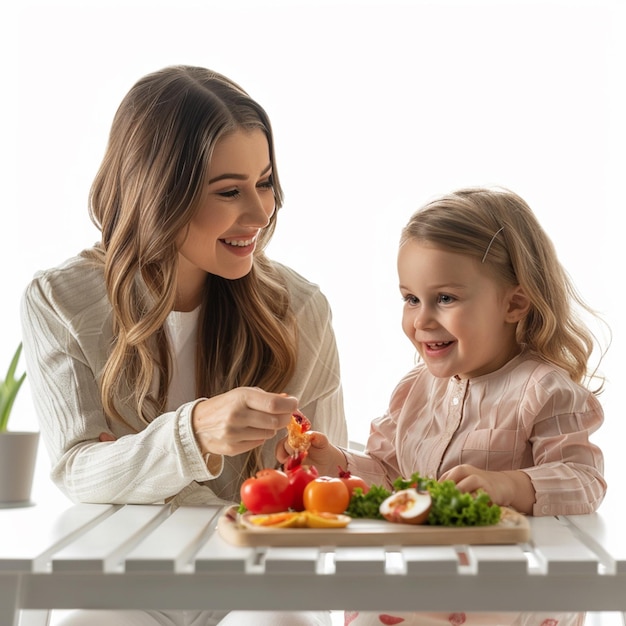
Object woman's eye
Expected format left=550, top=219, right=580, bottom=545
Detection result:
left=218, top=189, right=240, bottom=198
left=258, top=178, right=274, bottom=191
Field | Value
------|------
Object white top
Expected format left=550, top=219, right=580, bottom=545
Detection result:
left=20, top=251, right=348, bottom=507
left=163, top=307, right=199, bottom=413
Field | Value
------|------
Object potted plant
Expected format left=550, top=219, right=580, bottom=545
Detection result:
left=0, top=342, right=39, bottom=507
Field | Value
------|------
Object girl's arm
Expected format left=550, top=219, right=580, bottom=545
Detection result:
left=442, top=368, right=607, bottom=516
left=440, top=465, right=536, bottom=514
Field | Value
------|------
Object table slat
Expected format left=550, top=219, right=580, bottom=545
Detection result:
left=124, top=506, right=221, bottom=572
left=52, top=504, right=168, bottom=572
left=0, top=503, right=115, bottom=572
left=401, top=545, right=459, bottom=575
left=193, top=531, right=253, bottom=573
left=469, top=544, right=529, bottom=574
left=529, top=516, right=601, bottom=574
left=263, top=546, right=320, bottom=573
left=562, top=512, right=626, bottom=574
left=333, top=546, right=386, bottom=574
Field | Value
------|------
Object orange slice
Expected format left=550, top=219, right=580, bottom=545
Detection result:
left=246, top=512, right=308, bottom=528
left=304, top=511, right=352, bottom=528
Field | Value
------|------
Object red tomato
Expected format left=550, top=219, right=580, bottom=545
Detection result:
left=338, top=467, right=370, bottom=496
left=240, top=468, right=293, bottom=514
left=303, top=476, right=350, bottom=514
left=287, top=464, right=319, bottom=511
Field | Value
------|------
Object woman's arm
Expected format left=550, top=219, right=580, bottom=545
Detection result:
left=20, top=268, right=214, bottom=504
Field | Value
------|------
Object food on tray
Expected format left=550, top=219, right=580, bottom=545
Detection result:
left=303, top=476, right=351, bottom=515
left=337, top=467, right=370, bottom=496
left=238, top=466, right=501, bottom=528
left=285, top=462, right=319, bottom=512
left=243, top=510, right=351, bottom=529
left=245, top=511, right=308, bottom=528
left=240, top=468, right=294, bottom=515
left=379, top=488, right=432, bottom=525
left=347, top=472, right=502, bottom=527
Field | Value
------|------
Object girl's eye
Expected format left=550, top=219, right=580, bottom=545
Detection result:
left=403, top=294, right=419, bottom=306
left=438, top=294, right=455, bottom=304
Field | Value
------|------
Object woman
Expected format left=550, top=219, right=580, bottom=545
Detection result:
left=21, top=65, right=347, bottom=625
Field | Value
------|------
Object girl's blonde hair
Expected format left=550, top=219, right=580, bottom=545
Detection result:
left=400, top=187, right=606, bottom=392
left=86, top=66, right=297, bottom=474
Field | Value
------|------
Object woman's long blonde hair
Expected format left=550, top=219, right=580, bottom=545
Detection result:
left=400, top=187, right=607, bottom=392
left=86, top=66, right=298, bottom=466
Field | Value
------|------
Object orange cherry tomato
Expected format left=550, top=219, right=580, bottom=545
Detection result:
left=303, top=476, right=350, bottom=515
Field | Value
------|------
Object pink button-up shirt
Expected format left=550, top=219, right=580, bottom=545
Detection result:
left=344, top=351, right=606, bottom=516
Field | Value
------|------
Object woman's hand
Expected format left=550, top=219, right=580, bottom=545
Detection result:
left=275, top=430, right=345, bottom=476
left=192, top=387, right=298, bottom=457
left=440, top=464, right=535, bottom=515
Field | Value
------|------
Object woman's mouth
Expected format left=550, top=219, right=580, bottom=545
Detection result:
left=219, top=235, right=257, bottom=257
left=222, top=237, right=256, bottom=247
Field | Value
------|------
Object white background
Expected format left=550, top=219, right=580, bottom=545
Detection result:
left=3, top=0, right=625, bottom=507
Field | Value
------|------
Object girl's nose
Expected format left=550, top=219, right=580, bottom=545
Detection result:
left=412, top=305, right=434, bottom=330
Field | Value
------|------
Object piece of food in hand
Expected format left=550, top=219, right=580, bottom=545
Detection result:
left=337, top=466, right=370, bottom=496
left=303, top=476, right=351, bottom=515
left=287, top=410, right=312, bottom=462
left=379, top=488, right=432, bottom=525
left=240, top=468, right=294, bottom=514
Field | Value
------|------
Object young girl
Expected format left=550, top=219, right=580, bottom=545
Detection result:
left=21, top=65, right=347, bottom=626
left=279, top=187, right=607, bottom=626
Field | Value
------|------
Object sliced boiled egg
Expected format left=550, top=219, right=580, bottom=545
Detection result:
left=379, top=488, right=432, bottom=525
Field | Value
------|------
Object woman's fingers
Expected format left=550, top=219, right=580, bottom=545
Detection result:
left=192, top=387, right=299, bottom=457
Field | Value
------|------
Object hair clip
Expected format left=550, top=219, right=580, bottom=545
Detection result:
left=481, top=226, right=504, bottom=263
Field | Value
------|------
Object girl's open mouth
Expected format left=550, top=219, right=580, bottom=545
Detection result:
left=425, top=341, right=453, bottom=351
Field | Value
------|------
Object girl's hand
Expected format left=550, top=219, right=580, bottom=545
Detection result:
left=276, top=430, right=345, bottom=477
left=440, top=464, right=535, bottom=515
left=192, top=387, right=298, bottom=457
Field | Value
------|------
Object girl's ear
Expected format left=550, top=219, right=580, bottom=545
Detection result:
left=505, top=285, right=531, bottom=323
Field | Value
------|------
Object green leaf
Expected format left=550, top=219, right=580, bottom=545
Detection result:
left=0, top=343, right=27, bottom=432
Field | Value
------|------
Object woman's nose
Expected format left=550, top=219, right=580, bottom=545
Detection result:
left=241, top=193, right=274, bottom=228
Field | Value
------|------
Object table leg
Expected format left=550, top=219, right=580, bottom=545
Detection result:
left=0, top=574, right=19, bottom=626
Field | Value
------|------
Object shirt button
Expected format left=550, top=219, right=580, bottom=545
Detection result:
left=452, top=397, right=459, bottom=405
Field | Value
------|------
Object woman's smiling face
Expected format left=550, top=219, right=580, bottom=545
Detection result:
left=175, top=128, right=275, bottom=310
left=398, top=239, right=525, bottom=379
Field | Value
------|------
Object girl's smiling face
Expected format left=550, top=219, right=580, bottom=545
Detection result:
left=175, top=128, right=276, bottom=310
left=398, top=239, right=528, bottom=379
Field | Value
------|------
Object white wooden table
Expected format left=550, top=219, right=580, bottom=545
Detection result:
left=1, top=497, right=625, bottom=626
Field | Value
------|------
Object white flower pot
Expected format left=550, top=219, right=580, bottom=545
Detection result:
left=0, top=431, right=39, bottom=508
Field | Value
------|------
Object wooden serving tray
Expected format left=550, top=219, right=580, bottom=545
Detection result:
left=217, top=506, right=530, bottom=547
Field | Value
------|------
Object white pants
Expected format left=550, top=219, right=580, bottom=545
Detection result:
left=55, top=610, right=333, bottom=625
left=344, top=612, right=585, bottom=625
